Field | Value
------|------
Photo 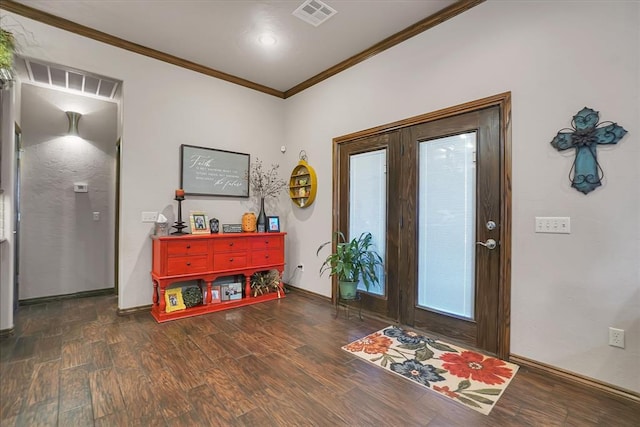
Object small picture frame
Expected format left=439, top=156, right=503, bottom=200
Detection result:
left=165, top=288, right=186, bottom=313
left=211, top=285, right=221, bottom=303
left=267, top=216, right=280, bottom=233
left=226, top=282, right=243, bottom=300
left=190, top=211, right=209, bottom=234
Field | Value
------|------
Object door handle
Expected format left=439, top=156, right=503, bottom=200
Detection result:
left=476, top=239, right=497, bottom=250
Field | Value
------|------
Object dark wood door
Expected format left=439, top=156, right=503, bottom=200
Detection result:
left=400, top=107, right=501, bottom=354
left=336, top=131, right=400, bottom=320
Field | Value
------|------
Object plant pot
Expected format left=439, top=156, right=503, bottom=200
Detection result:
left=339, top=280, right=358, bottom=300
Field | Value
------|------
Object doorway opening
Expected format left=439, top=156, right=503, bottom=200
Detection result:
left=14, top=58, right=121, bottom=304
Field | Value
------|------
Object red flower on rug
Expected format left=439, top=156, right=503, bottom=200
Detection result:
left=344, top=332, right=392, bottom=355
left=440, top=351, right=513, bottom=385
left=433, top=385, right=460, bottom=398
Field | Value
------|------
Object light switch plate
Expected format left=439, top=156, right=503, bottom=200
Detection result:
left=142, top=211, right=158, bottom=223
left=535, top=217, right=571, bottom=234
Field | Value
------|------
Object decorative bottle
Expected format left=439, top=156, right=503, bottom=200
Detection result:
left=257, top=197, right=267, bottom=232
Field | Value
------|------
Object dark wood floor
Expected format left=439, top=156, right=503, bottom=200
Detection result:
left=1, top=291, right=638, bottom=426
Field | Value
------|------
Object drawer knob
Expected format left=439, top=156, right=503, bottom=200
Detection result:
left=265, top=255, right=270, bottom=259
left=229, top=242, right=234, bottom=247
left=229, top=258, right=234, bottom=262
left=186, top=245, right=191, bottom=249
left=265, top=241, right=269, bottom=244
left=186, top=262, right=191, bottom=266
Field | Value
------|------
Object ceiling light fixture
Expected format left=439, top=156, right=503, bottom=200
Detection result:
left=258, top=34, right=277, bottom=46
left=66, top=111, right=82, bottom=137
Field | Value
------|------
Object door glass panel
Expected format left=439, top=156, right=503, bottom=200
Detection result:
left=418, top=132, right=476, bottom=318
left=349, top=149, right=386, bottom=296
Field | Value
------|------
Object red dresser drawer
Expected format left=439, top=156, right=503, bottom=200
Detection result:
left=166, top=240, right=209, bottom=256
left=213, top=253, right=248, bottom=270
left=166, top=255, right=208, bottom=275
left=250, top=250, right=284, bottom=266
left=212, top=238, right=248, bottom=252
left=250, top=236, right=282, bottom=250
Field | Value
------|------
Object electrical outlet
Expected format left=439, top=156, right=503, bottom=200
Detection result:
left=297, top=264, right=304, bottom=272
left=535, top=217, right=571, bottom=234
left=93, top=212, right=100, bottom=221
left=609, top=327, right=625, bottom=348
left=141, top=211, right=158, bottom=223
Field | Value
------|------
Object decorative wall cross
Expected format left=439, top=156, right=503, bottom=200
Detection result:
left=550, top=107, right=627, bottom=194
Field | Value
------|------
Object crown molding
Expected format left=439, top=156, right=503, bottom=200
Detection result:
left=284, top=0, right=485, bottom=98
left=0, top=0, right=285, bottom=98
left=1, top=0, right=484, bottom=99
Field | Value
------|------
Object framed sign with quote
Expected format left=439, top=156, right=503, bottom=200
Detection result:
left=180, top=145, right=250, bottom=197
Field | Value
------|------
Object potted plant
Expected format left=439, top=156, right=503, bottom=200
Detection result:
left=0, top=28, right=15, bottom=88
left=317, top=231, right=383, bottom=300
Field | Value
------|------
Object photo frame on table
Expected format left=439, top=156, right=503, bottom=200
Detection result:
left=190, top=211, right=209, bottom=234
left=165, top=288, right=186, bottom=313
left=211, top=286, right=221, bottom=303
left=267, top=216, right=280, bottom=233
left=180, top=144, right=250, bottom=197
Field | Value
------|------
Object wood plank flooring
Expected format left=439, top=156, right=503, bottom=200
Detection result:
left=1, top=292, right=638, bottom=426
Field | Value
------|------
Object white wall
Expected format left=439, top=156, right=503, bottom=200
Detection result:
left=283, top=1, right=639, bottom=393
left=20, top=84, right=117, bottom=298
left=0, top=11, right=286, bottom=319
left=0, top=1, right=638, bottom=393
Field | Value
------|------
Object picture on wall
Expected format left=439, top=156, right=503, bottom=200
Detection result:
left=180, top=144, right=250, bottom=197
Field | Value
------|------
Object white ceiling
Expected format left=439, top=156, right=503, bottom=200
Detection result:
left=9, top=0, right=460, bottom=94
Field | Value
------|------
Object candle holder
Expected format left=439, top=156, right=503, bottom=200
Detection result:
left=171, top=196, right=188, bottom=235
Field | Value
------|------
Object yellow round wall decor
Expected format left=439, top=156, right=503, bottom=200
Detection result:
left=289, top=157, right=317, bottom=208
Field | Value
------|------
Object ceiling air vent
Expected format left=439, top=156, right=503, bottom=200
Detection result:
left=293, top=0, right=337, bottom=27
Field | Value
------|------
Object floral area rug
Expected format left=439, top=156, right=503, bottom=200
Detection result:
left=342, top=326, right=519, bottom=415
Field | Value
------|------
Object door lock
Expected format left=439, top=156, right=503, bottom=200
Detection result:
left=476, top=239, right=497, bottom=250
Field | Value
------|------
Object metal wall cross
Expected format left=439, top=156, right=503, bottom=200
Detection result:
left=551, top=107, right=627, bottom=194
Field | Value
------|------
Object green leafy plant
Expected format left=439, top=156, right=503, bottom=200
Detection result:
left=0, top=28, right=15, bottom=71
left=0, top=28, right=15, bottom=86
left=316, top=231, right=383, bottom=291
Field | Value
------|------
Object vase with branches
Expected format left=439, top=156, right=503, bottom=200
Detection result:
left=249, top=158, right=287, bottom=232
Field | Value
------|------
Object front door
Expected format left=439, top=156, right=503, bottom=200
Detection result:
left=401, top=106, right=502, bottom=355
left=334, top=94, right=511, bottom=358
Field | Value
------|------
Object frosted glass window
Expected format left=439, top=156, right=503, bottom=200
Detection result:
left=418, top=133, right=476, bottom=318
left=349, top=149, right=386, bottom=296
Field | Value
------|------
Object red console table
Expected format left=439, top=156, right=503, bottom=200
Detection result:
left=150, top=232, right=286, bottom=322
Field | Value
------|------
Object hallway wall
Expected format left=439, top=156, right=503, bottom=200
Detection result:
left=19, top=84, right=117, bottom=298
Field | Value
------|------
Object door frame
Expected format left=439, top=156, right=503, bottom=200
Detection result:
left=332, top=92, right=512, bottom=359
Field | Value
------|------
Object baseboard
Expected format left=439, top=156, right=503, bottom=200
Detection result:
left=509, top=354, right=639, bottom=404
left=283, top=283, right=332, bottom=302
left=20, top=288, right=115, bottom=305
left=0, top=327, right=15, bottom=338
left=117, top=304, right=152, bottom=316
